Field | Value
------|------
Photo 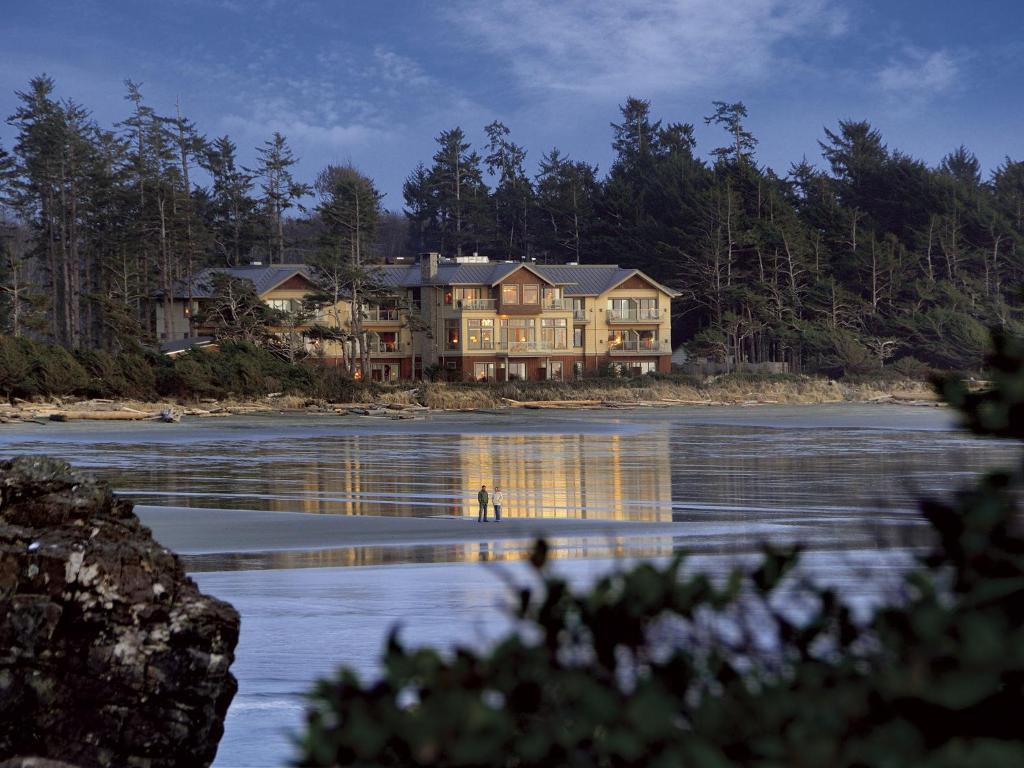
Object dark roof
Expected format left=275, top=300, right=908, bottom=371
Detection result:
left=375, top=262, right=554, bottom=288
left=532, top=265, right=635, bottom=296
left=169, top=265, right=314, bottom=299
left=375, top=262, right=680, bottom=297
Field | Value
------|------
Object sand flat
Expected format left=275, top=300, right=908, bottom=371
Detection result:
left=136, top=505, right=686, bottom=555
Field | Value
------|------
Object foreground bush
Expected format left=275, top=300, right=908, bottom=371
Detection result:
left=295, top=332, right=1024, bottom=767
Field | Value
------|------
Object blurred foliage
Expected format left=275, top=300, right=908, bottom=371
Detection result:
left=296, top=337, right=1024, bottom=767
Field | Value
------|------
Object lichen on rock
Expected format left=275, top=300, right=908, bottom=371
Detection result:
left=0, top=457, right=239, bottom=768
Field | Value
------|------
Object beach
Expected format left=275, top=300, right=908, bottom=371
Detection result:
left=0, top=403, right=1018, bottom=766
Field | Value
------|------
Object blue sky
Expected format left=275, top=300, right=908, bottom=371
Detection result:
left=2, top=0, right=1022, bottom=208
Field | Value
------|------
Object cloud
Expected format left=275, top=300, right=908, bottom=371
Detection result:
left=446, top=0, right=847, bottom=99
left=877, top=48, right=959, bottom=100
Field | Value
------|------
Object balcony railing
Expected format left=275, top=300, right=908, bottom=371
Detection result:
left=360, top=307, right=402, bottom=323
left=607, top=308, right=661, bottom=322
left=608, top=339, right=667, bottom=354
left=573, top=309, right=587, bottom=321
left=499, top=340, right=569, bottom=354
left=453, top=298, right=497, bottom=311
left=543, top=299, right=566, bottom=310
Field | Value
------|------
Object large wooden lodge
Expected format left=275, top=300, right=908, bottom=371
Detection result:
left=157, top=253, right=680, bottom=382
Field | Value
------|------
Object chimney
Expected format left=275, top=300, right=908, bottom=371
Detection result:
left=420, top=252, right=440, bottom=282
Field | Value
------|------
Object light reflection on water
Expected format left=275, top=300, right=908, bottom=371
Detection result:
left=181, top=535, right=681, bottom=572
left=0, top=408, right=1016, bottom=562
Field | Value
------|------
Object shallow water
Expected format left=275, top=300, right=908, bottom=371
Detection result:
left=0, top=404, right=1016, bottom=767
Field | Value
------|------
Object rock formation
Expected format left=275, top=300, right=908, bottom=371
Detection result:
left=0, top=457, right=239, bottom=768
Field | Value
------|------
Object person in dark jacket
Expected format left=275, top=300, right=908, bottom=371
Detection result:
left=477, top=485, right=489, bottom=522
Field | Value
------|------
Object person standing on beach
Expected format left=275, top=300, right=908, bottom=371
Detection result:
left=492, top=486, right=503, bottom=522
left=477, top=485, right=489, bottom=522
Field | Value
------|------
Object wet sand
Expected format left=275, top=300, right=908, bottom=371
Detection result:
left=136, top=505, right=688, bottom=555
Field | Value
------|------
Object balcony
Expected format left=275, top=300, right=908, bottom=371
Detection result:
left=607, top=308, right=661, bottom=323
left=360, top=307, right=402, bottom=324
left=573, top=309, right=587, bottom=322
left=608, top=339, right=668, bottom=355
left=499, top=340, right=568, bottom=355
left=543, top=299, right=566, bottom=311
left=369, top=344, right=404, bottom=356
left=454, top=298, right=497, bottom=311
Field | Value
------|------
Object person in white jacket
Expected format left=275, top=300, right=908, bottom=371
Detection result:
left=492, top=487, right=504, bottom=522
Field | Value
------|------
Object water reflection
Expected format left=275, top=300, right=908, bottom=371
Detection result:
left=4, top=430, right=677, bottom=520
left=0, top=413, right=1015, bottom=536
left=182, top=535, right=680, bottom=572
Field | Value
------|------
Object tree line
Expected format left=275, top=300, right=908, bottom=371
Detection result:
left=403, top=99, right=1024, bottom=375
left=2, top=77, right=1022, bottom=375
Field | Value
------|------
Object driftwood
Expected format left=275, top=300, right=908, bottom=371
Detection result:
left=503, top=398, right=603, bottom=408
left=157, top=408, right=181, bottom=423
left=49, top=411, right=153, bottom=422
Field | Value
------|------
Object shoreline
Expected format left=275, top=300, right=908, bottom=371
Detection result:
left=0, top=376, right=943, bottom=422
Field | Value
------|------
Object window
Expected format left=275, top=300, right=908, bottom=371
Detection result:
left=639, top=298, right=658, bottom=318
left=467, top=318, right=494, bottom=350
left=542, top=287, right=561, bottom=307
left=573, top=361, right=584, bottom=379
left=522, top=284, right=540, bottom=304
left=370, top=363, right=398, bottom=382
left=573, top=328, right=584, bottom=348
left=572, top=298, right=585, bottom=319
left=266, top=298, right=299, bottom=313
left=541, top=318, right=567, bottom=349
left=608, top=329, right=658, bottom=351
left=500, top=318, right=535, bottom=349
left=473, top=362, right=495, bottom=382
left=453, top=287, right=490, bottom=308
left=501, top=284, right=519, bottom=305
left=630, top=361, right=657, bottom=375
left=445, top=319, right=461, bottom=350
left=371, top=331, right=398, bottom=353
left=607, top=297, right=659, bottom=320
left=607, top=298, right=635, bottom=320
left=507, top=362, right=527, bottom=381
left=547, top=361, right=563, bottom=381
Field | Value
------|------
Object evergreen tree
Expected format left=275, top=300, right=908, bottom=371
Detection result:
left=309, top=164, right=386, bottom=376
left=252, top=132, right=310, bottom=264
left=202, top=136, right=257, bottom=266
left=429, top=127, right=486, bottom=257
left=484, top=121, right=534, bottom=260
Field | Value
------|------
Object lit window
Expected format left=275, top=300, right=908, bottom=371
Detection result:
left=446, top=319, right=460, bottom=350
left=522, top=284, right=539, bottom=304
left=501, top=284, right=519, bottom=305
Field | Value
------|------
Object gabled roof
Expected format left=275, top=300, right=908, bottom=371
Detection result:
left=525, top=265, right=680, bottom=297
left=168, top=265, right=315, bottom=299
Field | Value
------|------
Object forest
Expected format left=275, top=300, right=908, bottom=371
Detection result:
left=1, top=76, right=1022, bottom=376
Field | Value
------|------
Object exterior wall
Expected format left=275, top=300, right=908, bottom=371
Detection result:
left=155, top=301, right=194, bottom=341
left=592, top=283, right=673, bottom=360
left=438, top=354, right=582, bottom=382
left=494, top=267, right=555, bottom=315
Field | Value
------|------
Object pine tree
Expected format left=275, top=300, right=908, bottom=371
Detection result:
left=252, top=132, right=310, bottom=264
